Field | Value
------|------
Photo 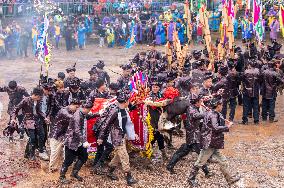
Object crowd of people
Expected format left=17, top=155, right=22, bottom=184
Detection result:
left=0, top=4, right=282, bottom=58
left=1, top=31, right=284, bottom=186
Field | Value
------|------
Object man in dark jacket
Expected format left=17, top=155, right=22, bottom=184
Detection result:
left=49, top=99, right=80, bottom=172
left=241, top=59, right=261, bottom=124
left=59, top=102, right=93, bottom=183
left=187, top=98, right=240, bottom=187
left=117, top=64, right=132, bottom=89
left=166, top=94, right=211, bottom=177
left=95, top=60, right=110, bottom=86
left=97, top=92, right=138, bottom=186
left=261, top=61, right=284, bottom=122
left=1, top=81, right=29, bottom=138
left=11, top=87, right=44, bottom=160
left=87, top=79, right=110, bottom=104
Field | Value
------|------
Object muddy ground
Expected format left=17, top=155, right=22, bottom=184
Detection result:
left=0, top=42, right=284, bottom=188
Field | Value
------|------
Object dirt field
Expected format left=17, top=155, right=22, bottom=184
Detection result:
left=0, top=43, right=284, bottom=188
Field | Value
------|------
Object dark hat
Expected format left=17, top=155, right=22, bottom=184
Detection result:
left=203, top=71, right=213, bottom=81
left=179, top=77, right=191, bottom=89
left=66, top=67, right=76, bottom=73
left=81, top=101, right=93, bottom=109
left=192, top=50, right=202, bottom=60
left=58, top=72, right=65, bottom=80
left=42, top=82, right=53, bottom=91
left=32, top=87, right=43, bottom=96
left=268, top=60, right=277, bottom=68
left=88, top=66, right=97, bottom=75
left=96, top=60, right=105, bottom=69
left=234, top=46, right=242, bottom=53
left=69, top=98, right=81, bottom=105
left=109, top=83, right=120, bottom=91
left=8, top=81, right=17, bottom=90
left=227, top=59, right=236, bottom=69
left=190, top=94, right=203, bottom=104
left=116, top=91, right=130, bottom=103
left=95, top=79, right=105, bottom=89
left=120, top=64, right=132, bottom=70
left=150, top=76, right=162, bottom=87
left=218, top=65, right=228, bottom=76
left=210, top=97, right=223, bottom=109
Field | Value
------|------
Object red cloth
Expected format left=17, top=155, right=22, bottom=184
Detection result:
left=129, top=104, right=145, bottom=149
left=87, top=98, right=109, bottom=152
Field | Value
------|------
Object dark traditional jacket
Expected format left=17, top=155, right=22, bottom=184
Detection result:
left=148, top=91, right=162, bottom=129
left=242, top=67, right=261, bottom=98
left=97, top=71, right=110, bottom=86
left=52, top=90, right=69, bottom=117
left=50, top=107, right=75, bottom=141
left=261, top=68, right=284, bottom=99
left=64, top=108, right=87, bottom=151
left=191, top=69, right=205, bottom=88
left=0, top=86, right=29, bottom=115
left=98, top=103, right=127, bottom=147
left=201, top=110, right=229, bottom=149
left=226, top=70, right=240, bottom=98
left=213, top=76, right=229, bottom=100
left=185, top=105, right=204, bottom=145
left=64, top=76, right=80, bottom=88
left=11, top=97, right=40, bottom=129
left=87, top=89, right=110, bottom=104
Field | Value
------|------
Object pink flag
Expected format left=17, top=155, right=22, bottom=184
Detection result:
left=253, top=0, right=261, bottom=25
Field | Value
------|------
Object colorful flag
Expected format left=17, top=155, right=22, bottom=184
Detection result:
left=125, top=21, right=136, bottom=49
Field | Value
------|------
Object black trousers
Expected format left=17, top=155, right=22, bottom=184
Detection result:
left=93, top=140, right=113, bottom=166
left=63, top=146, right=88, bottom=168
left=151, top=131, right=165, bottom=150
left=26, top=126, right=45, bottom=153
left=173, top=143, right=201, bottom=158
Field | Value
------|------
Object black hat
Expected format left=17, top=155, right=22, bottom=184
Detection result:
left=218, top=65, right=228, bottom=76
left=82, top=101, right=93, bottom=109
left=210, top=97, right=223, bottom=109
left=42, top=82, right=53, bottom=91
left=227, top=59, right=236, bottom=69
left=116, top=91, right=130, bottom=103
left=179, top=77, right=191, bottom=89
left=203, top=71, right=213, bottom=81
left=95, top=79, right=105, bottom=89
left=8, top=81, right=17, bottom=90
left=192, top=50, right=202, bottom=60
left=58, top=72, right=65, bottom=80
left=69, top=98, right=81, bottom=105
left=120, top=64, right=132, bottom=70
left=109, top=83, right=120, bottom=91
left=234, top=46, right=242, bottom=53
left=96, top=60, right=105, bottom=69
left=150, top=76, right=162, bottom=86
left=88, top=66, right=97, bottom=75
left=190, top=94, right=202, bottom=104
left=66, top=67, right=76, bottom=73
left=32, top=87, right=43, bottom=96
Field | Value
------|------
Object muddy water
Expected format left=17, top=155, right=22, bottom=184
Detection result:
left=0, top=43, right=284, bottom=187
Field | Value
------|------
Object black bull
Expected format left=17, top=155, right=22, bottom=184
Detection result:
left=164, top=97, right=190, bottom=122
